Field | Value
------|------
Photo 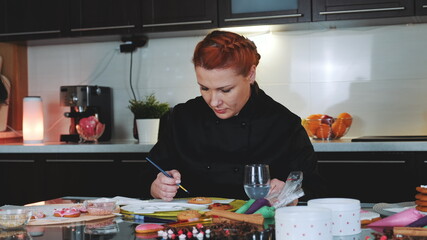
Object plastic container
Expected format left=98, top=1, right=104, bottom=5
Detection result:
left=84, top=199, right=117, bottom=216
left=275, top=206, right=332, bottom=240
left=308, top=198, right=361, bottom=236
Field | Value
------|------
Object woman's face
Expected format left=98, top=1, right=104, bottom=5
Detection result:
left=196, top=66, right=255, bottom=119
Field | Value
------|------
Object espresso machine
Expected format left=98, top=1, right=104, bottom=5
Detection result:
left=60, top=85, right=113, bottom=142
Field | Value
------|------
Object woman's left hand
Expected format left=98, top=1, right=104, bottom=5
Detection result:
left=268, top=178, right=285, bottom=196
left=268, top=178, right=299, bottom=206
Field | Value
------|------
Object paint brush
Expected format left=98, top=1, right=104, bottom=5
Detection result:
left=145, top=157, right=189, bottom=193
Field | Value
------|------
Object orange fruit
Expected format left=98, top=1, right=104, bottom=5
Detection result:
left=302, top=119, right=314, bottom=137
left=305, top=114, right=323, bottom=137
left=337, top=112, right=352, bottom=127
left=316, top=124, right=331, bottom=139
left=332, top=120, right=347, bottom=138
left=307, top=114, right=323, bottom=120
left=306, top=119, right=321, bottom=137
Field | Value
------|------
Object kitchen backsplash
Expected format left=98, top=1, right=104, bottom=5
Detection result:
left=27, top=23, right=427, bottom=142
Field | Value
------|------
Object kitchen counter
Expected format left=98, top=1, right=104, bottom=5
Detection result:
left=0, top=138, right=427, bottom=153
left=0, top=140, right=152, bottom=153
left=311, top=138, right=427, bottom=152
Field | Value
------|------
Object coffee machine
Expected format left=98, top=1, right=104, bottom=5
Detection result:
left=60, top=85, right=113, bottom=142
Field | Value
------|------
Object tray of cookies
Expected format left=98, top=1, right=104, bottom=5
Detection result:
left=120, top=197, right=245, bottom=217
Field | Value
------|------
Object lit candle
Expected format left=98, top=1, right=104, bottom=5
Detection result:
left=23, top=96, right=44, bottom=144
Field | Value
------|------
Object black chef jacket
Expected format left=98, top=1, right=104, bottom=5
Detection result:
left=148, top=87, right=324, bottom=200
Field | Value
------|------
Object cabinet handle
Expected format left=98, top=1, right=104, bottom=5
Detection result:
left=319, top=7, right=405, bottom=15
left=0, top=160, right=35, bottom=163
left=423, top=5, right=427, bottom=8
left=71, top=25, right=135, bottom=32
left=0, top=30, right=60, bottom=37
left=143, top=20, right=212, bottom=28
left=318, top=160, right=405, bottom=163
left=121, top=160, right=146, bottom=163
left=45, top=159, right=114, bottom=163
left=224, top=14, right=302, bottom=22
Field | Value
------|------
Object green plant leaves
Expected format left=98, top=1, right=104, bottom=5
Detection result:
left=128, top=94, right=169, bottom=119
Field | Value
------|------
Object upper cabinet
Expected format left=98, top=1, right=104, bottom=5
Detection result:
left=218, top=0, right=311, bottom=27
left=415, top=0, right=427, bottom=15
left=313, top=0, right=414, bottom=21
left=0, top=0, right=63, bottom=41
left=3, top=0, right=427, bottom=42
left=141, top=0, right=217, bottom=32
left=68, top=0, right=139, bottom=36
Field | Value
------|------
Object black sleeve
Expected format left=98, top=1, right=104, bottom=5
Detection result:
left=287, top=122, right=328, bottom=201
left=144, top=108, right=177, bottom=199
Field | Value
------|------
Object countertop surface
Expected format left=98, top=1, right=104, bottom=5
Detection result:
left=1, top=138, right=427, bottom=153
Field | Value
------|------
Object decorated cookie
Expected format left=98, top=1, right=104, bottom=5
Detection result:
left=188, top=197, right=212, bottom=204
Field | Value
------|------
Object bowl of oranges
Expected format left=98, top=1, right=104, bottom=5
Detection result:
left=302, top=113, right=352, bottom=140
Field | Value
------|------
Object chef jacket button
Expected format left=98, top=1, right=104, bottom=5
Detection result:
left=207, top=165, right=211, bottom=170
left=215, top=120, right=219, bottom=124
left=233, top=168, right=239, bottom=172
left=241, top=122, right=246, bottom=127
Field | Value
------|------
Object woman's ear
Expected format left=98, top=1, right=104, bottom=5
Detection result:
left=248, top=65, right=256, bottom=84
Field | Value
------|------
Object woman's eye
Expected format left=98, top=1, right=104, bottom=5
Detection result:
left=221, top=88, right=231, bottom=93
left=200, top=86, right=208, bottom=91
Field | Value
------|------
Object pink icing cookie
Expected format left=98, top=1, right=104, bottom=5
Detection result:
left=53, top=208, right=81, bottom=218
left=135, top=223, right=165, bottom=234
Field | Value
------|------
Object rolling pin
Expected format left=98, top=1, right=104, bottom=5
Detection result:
left=205, top=209, right=264, bottom=225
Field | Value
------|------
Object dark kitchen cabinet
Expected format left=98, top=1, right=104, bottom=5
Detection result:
left=0, top=0, right=63, bottom=41
left=218, top=0, right=311, bottom=28
left=141, top=0, right=217, bottom=32
left=0, top=152, right=151, bottom=206
left=68, top=0, right=139, bottom=37
left=414, top=152, right=427, bottom=184
left=415, top=0, right=427, bottom=15
left=316, top=152, right=418, bottom=203
left=0, top=154, right=44, bottom=206
left=313, top=0, right=415, bottom=22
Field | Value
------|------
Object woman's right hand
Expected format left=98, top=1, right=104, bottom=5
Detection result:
left=150, top=169, right=181, bottom=201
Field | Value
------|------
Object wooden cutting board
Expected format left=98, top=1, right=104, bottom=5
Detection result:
left=5, top=203, right=117, bottom=226
left=28, top=214, right=115, bottom=226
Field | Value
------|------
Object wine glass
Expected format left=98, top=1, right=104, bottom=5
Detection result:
left=244, top=164, right=270, bottom=199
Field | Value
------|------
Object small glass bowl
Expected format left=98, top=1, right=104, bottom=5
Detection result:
left=0, top=209, right=32, bottom=229
left=76, top=116, right=105, bottom=143
left=302, top=117, right=352, bottom=140
left=84, top=199, right=117, bottom=216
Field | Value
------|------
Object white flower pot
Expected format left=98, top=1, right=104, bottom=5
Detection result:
left=136, top=119, right=160, bottom=144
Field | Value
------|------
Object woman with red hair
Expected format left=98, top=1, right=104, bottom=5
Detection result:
left=148, top=30, right=323, bottom=201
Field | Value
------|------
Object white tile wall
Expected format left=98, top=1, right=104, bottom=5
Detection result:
left=27, top=23, right=427, bottom=142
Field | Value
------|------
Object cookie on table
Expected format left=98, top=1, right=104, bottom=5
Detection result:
left=416, top=185, right=427, bottom=194
left=208, top=203, right=233, bottom=211
left=415, top=200, right=427, bottom=207
left=415, top=185, right=427, bottom=212
left=53, top=208, right=81, bottom=218
left=415, top=193, right=427, bottom=201
left=177, top=210, right=201, bottom=221
left=416, top=206, right=427, bottom=212
left=360, top=210, right=381, bottom=225
left=187, top=197, right=212, bottom=204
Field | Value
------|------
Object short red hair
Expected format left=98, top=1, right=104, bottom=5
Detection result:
left=192, top=30, right=261, bottom=77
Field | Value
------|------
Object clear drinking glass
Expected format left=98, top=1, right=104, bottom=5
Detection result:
left=244, top=164, right=270, bottom=199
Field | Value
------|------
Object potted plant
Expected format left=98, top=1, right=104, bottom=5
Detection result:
left=128, top=94, right=169, bottom=144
